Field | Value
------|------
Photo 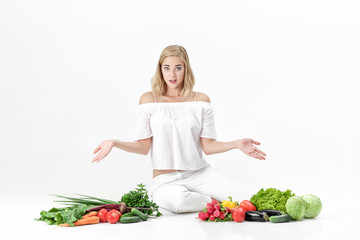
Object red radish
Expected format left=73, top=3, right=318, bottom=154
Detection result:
left=225, top=207, right=231, bottom=213
left=213, top=210, right=220, bottom=218
left=219, top=211, right=226, bottom=220
left=198, top=212, right=207, bottom=221
left=206, top=203, right=213, bottom=208
left=207, top=206, right=215, bottom=214
left=214, top=204, right=221, bottom=211
left=209, top=215, right=216, bottom=221
left=211, top=199, right=219, bottom=205
left=203, top=212, right=210, bottom=219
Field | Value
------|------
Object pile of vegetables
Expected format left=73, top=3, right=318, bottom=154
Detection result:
left=36, top=183, right=161, bottom=227
left=249, top=188, right=322, bottom=223
left=197, top=188, right=322, bottom=224
left=198, top=199, right=233, bottom=222
left=197, top=197, right=257, bottom=223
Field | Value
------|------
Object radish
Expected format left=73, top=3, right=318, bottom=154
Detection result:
left=203, top=212, right=210, bottom=219
left=206, top=203, right=213, bottom=208
left=214, top=204, right=221, bottom=211
left=213, top=210, right=220, bottom=218
left=219, top=211, right=226, bottom=220
left=209, top=215, right=216, bottom=221
left=207, top=206, right=214, bottom=214
left=225, top=207, right=231, bottom=213
left=198, top=212, right=207, bottom=221
left=211, top=199, right=219, bottom=205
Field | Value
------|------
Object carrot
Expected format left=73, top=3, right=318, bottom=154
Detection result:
left=81, top=211, right=98, bottom=219
left=59, top=216, right=100, bottom=227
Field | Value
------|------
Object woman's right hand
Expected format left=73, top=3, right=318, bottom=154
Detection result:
left=91, top=140, right=114, bottom=163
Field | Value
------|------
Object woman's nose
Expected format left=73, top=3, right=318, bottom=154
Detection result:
left=170, top=69, right=176, bottom=77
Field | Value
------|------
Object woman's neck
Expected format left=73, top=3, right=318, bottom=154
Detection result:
left=165, top=88, right=182, bottom=97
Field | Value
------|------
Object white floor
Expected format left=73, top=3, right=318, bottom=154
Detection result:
left=1, top=167, right=359, bottom=240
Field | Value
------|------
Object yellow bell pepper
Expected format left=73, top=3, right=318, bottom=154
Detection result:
left=222, top=196, right=238, bottom=209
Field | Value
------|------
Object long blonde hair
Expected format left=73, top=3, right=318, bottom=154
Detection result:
left=151, top=45, right=195, bottom=99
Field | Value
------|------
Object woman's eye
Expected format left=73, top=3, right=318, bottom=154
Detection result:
left=176, top=67, right=182, bottom=71
left=164, top=67, right=169, bottom=71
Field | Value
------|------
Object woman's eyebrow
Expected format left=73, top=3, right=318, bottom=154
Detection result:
left=163, top=64, right=183, bottom=67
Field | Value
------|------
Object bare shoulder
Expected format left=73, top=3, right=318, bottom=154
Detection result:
left=195, top=92, right=211, bottom=103
left=139, top=91, right=156, bottom=105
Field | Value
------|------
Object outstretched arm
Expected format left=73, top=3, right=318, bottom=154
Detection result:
left=91, top=138, right=151, bottom=163
left=200, top=138, right=266, bottom=160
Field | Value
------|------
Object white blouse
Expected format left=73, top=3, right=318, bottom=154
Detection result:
left=133, top=101, right=217, bottom=170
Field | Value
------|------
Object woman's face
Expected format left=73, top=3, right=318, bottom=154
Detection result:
left=161, top=56, right=185, bottom=90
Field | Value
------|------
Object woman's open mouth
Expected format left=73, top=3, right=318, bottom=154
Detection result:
left=170, top=80, right=177, bottom=84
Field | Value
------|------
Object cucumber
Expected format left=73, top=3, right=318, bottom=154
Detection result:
left=121, top=212, right=136, bottom=218
left=269, top=214, right=292, bottom=223
left=131, top=208, right=148, bottom=221
left=120, top=216, right=142, bottom=223
left=258, top=209, right=284, bottom=217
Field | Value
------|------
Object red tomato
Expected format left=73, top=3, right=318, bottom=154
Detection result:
left=97, top=208, right=108, bottom=222
left=106, top=209, right=121, bottom=224
left=240, top=200, right=256, bottom=212
left=232, top=208, right=245, bottom=222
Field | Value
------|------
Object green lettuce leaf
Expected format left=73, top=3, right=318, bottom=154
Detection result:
left=36, top=204, right=87, bottom=226
left=250, top=188, right=295, bottom=212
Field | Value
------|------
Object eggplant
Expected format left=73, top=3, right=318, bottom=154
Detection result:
left=258, top=209, right=284, bottom=217
left=245, top=211, right=269, bottom=222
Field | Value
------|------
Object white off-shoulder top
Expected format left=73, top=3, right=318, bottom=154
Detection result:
left=133, top=99, right=217, bottom=170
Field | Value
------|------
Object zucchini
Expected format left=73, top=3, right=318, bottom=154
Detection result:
left=120, top=216, right=142, bottom=224
left=245, top=211, right=269, bottom=222
left=131, top=208, right=148, bottom=221
left=269, top=214, right=292, bottom=223
left=258, top=209, right=284, bottom=217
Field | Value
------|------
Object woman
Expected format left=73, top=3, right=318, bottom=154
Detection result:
left=92, top=45, right=266, bottom=213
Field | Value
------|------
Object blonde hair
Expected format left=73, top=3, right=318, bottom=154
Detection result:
left=151, top=45, right=195, bottom=99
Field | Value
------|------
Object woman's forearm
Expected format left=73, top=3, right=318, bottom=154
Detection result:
left=113, top=139, right=150, bottom=155
left=202, top=139, right=238, bottom=155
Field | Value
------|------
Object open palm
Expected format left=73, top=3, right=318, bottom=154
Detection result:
left=238, top=138, right=266, bottom=160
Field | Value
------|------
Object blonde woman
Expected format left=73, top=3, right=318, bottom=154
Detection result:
left=92, top=45, right=266, bottom=213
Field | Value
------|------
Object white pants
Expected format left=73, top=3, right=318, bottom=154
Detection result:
left=149, top=166, right=252, bottom=213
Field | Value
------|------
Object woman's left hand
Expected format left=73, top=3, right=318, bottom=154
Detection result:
left=236, top=138, right=266, bottom=160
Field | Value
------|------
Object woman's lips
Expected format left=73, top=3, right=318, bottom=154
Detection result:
left=170, top=80, right=177, bottom=84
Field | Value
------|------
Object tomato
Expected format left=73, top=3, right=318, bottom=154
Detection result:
left=106, top=209, right=121, bottom=224
left=232, top=208, right=245, bottom=222
left=240, top=200, right=256, bottom=212
left=97, top=208, right=108, bottom=222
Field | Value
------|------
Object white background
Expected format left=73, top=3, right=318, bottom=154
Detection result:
left=1, top=0, right=359, bottom=239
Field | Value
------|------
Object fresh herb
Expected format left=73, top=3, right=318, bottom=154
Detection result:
left=121, top=183, right=162, bottom=217
left=35, top=204, right=87, bottom=226
left=250, top=188, right=295, bottom=212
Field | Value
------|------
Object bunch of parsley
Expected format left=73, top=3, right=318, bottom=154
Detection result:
left=121, top=183, right=162, bottom=217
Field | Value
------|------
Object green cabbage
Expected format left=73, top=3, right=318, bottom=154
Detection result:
left=301, top=194, right=322, bottom=218
left=250, top=188, right=295, bottom=212
left=286, top=196, right=305, bottom=220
